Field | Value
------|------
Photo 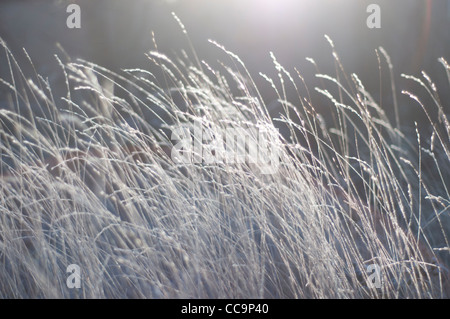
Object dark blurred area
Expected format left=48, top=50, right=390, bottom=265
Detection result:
left=0, top=0, right=449, bottom=127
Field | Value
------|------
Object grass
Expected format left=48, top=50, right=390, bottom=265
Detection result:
left=0, top=22, right=449, bottom=298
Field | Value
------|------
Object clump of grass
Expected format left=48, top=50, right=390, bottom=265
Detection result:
left=0, top=25, right=449, bottom=298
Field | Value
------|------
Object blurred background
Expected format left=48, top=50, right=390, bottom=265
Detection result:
left=0, top=0, right=449, bottom=127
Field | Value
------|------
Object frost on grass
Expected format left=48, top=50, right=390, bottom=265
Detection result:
left=0, top=35, right=449, bottom=298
